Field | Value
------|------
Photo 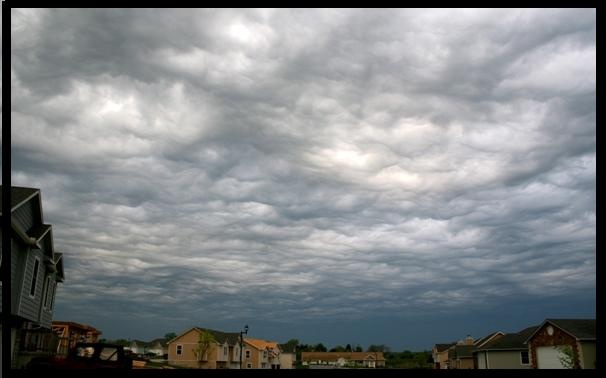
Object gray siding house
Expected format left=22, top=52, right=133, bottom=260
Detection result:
left=474, top=326, right=537, bottom=369
left=1, top=186, right=65, bottom=368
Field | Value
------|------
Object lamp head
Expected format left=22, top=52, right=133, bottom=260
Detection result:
left=244, top=325, right=249, bottom=333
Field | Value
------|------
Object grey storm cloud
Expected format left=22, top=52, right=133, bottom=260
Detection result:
left=10, top=8, right=595, bottom=348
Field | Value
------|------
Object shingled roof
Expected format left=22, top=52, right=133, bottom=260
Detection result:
left=477, top=326, right=538, bottom=351
left=1, top=186, right=40, bottom=213
left=524, top=319, right=596, bottom=343
left=434, top=343, right=456, bottom=352
left=167, top=327, right=240, bottom=346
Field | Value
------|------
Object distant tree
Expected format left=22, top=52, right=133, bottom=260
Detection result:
left=313, top=343, right=327, bottom=352
left=401, top=350, right=414, bottom=359
left=354, top=344, right=363, bottom=352
left=330, top=345, right=346, bottom=352
left=345, top=344, right=352, bottom=352
left=114, top=339, right=130, bottom=346
left=367, top=344, right=390, bottom=353
left=282, top=338, right=299, bottom=352
left=193, top=330, right=215, bottom=369
left=98, top=338, right=107, bottom=343
left=164, top=332, right=178, bottom=341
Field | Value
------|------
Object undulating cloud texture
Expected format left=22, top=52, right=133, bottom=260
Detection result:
left=11, top=8, right=595, bottom=349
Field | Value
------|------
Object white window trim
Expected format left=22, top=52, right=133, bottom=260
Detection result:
left=176, top=344, right=183, bottom=355
left=520, top=350, right=530, bottom=365
left=29, top=257, right=41, bottom=298
left=246, top=363, right=252, bottom=369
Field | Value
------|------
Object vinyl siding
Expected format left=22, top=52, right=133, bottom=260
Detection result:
left=12, top=199, right=36, bottom=232
left=11, top=240, right=28, bottom=313
left=39, top=276, right=55, bottom=328
left=18, top=250, right=47, bottom=324
left=578, top=341, right=596, bottom=369
left=484, top=350, right=531, bottom=369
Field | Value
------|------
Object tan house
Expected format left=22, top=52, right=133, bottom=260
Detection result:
left=242, top=338, right=282, bottom=369
left=301, top=351, right=386, bottom=368
left=167, top=327, right=241, bottom=369
left=525, top=319, right=595, bottom=369
left=447, top=335, right=475, bottom=369
left=432, top=343, right=455, bottom=369
left=278, top=342, right=296, bottom=369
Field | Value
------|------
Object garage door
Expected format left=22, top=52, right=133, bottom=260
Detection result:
left=536, top=346, right=567, bottom=369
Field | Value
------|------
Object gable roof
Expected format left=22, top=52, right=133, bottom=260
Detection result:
left=525, top=319, right=596, bottom=343
left=0, top=186, right=40, bottom=214
left=477, top=326, right=538, bottom=351
left=167, top=327, right=240, bottom=346
left=474, top=331, right=504, bottom=348
left=244, top=338, right=279, bottom=351
left=434, top=343, right=456, bottom=352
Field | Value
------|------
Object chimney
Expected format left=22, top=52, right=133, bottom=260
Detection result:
left=465, top=335, right=474, bottom=345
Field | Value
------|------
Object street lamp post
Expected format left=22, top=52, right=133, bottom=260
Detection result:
left=239, top=325, right=249, bottom=369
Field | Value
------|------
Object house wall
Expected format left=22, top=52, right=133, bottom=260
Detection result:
left=11, top=239, right=28, bottom=313
left=528, top=323, right=580, bottom=369
left=12, top=198, right=36, bottom=231
left=484, top=351, right=531, bottom=369
left=168, top=329, right=215, bottom=369
left=18, top=249, right=48, bottom=325
left=578, top=341, right=596, bottom=369
left=279, top=352, right=295, bottom=369
left=457, top=358, right=474, bottom=369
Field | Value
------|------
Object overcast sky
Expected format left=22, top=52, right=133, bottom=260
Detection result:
left=10, top=8, right=595, bottom=350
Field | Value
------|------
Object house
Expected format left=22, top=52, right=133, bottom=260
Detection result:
left=301, top=351, right=386, bottom=368
left=278, top=342, right=296, bottom=369
left=447, top=335, right=475, bottom=369
left=524, top=319, right=595, bottom=369
left=474, top=326, right=537, bottom=369
left=1, top=186, right=65, bottom=368
left=52, top=321, right=102, bottom=355
left=126, top=338, right=168, bottom=357
left=432, top=343, right=455, bottom=369
left=167, top=327, right=241, bottom=369
left=243, top=338, right=282, bottom=369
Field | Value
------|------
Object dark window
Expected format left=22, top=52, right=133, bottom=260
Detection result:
left=43, top=277, right=52, bottom=308
left=520, top=351, right=529, bottom=365
left=49, top=283, right=56, bottom=310
left=30, top=258, right=40, bottom=297
left=176, top=345, right=183, bottom=355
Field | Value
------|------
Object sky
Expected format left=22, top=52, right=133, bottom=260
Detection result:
left=9, top=8, right=595, bottom=351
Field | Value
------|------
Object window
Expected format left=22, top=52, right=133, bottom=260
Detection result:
left=262, top=363, right=267, bottom=368
left=520, top=351, right=529, bottom=365
left=224, top=346, right=228, bottom=356
left=263, top=351, right=268, bottom=358
left=43, top=277, right=52, bottom=308
left=246, top=363, right=252, bottom=369
left=49, top=283, right=56, bottom=310
left=29, top=258, right=40, bottom=297
left=176, top=344, right=183, bottom=355
left=245, top=350, right=251, bottom=359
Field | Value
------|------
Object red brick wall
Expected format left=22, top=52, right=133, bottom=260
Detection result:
left=528, top=323, right=580, bottom=369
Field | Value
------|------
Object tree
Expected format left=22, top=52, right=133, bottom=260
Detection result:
left=367, top=344, right=390, bottom=353
left=192, top=330, right=215, bottom=369
left=313, top=343, right=327, bottom=352
left=556, top=345, right=575, bottom=369
left=345, top=344, right=352, bottom=352
left=164, top=332, right=178, bottom=341
left=330, top=345, right=346, bottom=352
left=354, top=344, right=363, bottom=352
left=282, top=339, right=299, bottom=352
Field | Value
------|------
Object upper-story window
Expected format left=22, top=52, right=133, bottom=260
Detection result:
left=263, top=350, right=268, bottom=358
left=43, top=276, right=52, bottom=308
left=176, top=344, right=183, bottom=355
left=224, top=346, right=228, bottom=356
left=245, top=350, right=251, bottom=359
left=29, top=257, right=40, bottom=297
left=49, top=282, right=56, bottom=310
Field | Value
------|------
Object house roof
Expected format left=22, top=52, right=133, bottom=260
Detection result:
left=301, top=352, right=385, bottom=362
left=244, top=338, right=279, bottom=351
left=474, top=331, right=504, bottom=348
left=168, top=327, right=240, bottom=346
left=434, top=343, right=456, bottom=352
left=0, top=186, right=40, bottom=214
left=449, top=345, right=475, bottom=359
left=477, top=326, right=538, bottom=351
left=525, top=319, right=596, bottom=343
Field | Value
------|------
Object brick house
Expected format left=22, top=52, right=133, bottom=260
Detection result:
left=524, top=319, right=595, bottom=369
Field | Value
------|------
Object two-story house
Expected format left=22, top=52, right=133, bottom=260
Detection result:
left=1, top=186, right=65, bottom=368
left=167, top=327, right=241, bottom=369
left=242, top=338, right=281, bottom=369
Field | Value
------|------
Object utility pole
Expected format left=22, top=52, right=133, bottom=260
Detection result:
left=239, top=325, right=249, bottom=369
